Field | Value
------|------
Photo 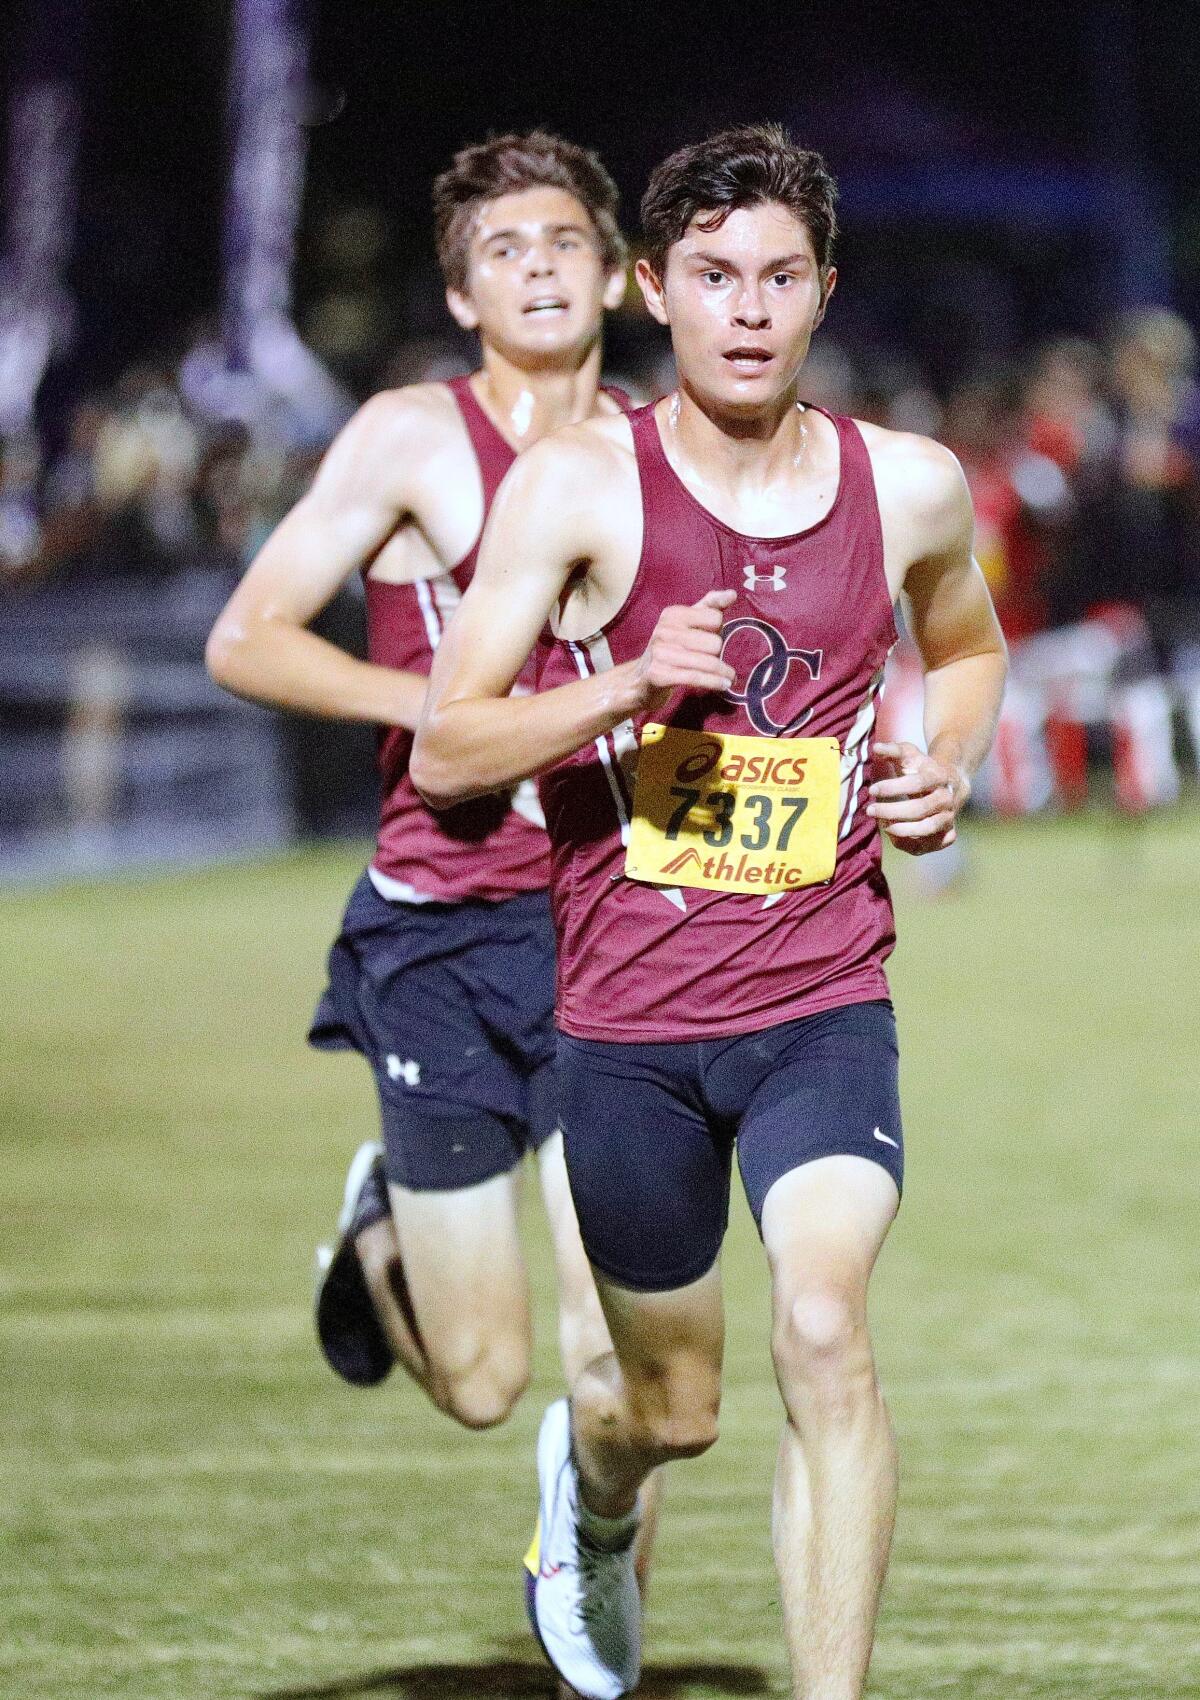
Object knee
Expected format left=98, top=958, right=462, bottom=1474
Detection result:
left=772, top=1288, right=877, bottom=1421
left=429, top=1335, right=530, bottom=1431
left=633, top=1378, right=721, bottom=1462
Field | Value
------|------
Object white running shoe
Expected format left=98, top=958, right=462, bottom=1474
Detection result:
left=523, top=1399, right=641, bottom=1700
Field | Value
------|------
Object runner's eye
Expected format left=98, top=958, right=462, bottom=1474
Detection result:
left=703, top=270, right=726, bottom=286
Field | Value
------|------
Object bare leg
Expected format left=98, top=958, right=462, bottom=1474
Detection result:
left=762, top=1156, right=899, bottom=1700
left=571, top=1263, right=724, bottom=1518
left=536, top=1132, right=611, bottom=1384
left=535, top=1132, right=666, bottom=1593
left=355, top=1214, right=430, bottom=1386
left=356, top=1169, right=533, bottom=1430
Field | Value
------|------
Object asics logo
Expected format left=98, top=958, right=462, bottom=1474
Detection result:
left=539, top=1562, right=562, bottom=1578
left=743, top=562, right=787, bottom=592
left=720, top=616, right=823, bottom=737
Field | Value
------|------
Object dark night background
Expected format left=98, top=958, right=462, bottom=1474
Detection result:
left=4, top=0, right=1200, bottom=396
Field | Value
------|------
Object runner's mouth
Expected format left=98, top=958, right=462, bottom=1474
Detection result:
left=524, top=297, right=570, bottom=316
left=723, top=347, right=773, bottom=370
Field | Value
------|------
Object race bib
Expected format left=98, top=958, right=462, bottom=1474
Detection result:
left=625, top=724, right=840, bottom=895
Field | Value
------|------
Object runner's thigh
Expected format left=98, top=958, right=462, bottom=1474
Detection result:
left=388, top=1170, right=531, bottom=1367
left=558, top=1034, right=734, bottom=1294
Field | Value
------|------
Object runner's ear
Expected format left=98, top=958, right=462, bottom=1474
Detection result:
left=635, top=259, right=668, bottom=327
left=603, top=268, right=628, bottom=311
left=445, top=288, right=479, bottom=331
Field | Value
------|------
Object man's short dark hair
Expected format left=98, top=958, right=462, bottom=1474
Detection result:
left=433, top=131, right=627, bottom=293
left=640, top=123, right=838, bottom=287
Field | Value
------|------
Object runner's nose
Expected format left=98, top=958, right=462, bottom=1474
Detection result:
left=526, top=244, right=557, bottom=280
left=733, top=288, right=770, bottom=330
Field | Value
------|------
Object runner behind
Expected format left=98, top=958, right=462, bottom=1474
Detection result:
left=206, top=132, right=630, bottom=1430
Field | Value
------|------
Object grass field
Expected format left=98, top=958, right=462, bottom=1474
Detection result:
left=3, top=812, right=1200, bottom=1700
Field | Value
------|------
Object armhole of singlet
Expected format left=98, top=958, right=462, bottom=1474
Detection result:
left=548, top=406, right=648, bottom=646
left=441, top=376, right=492, bottom=579
left=841, top=415, right=901, bottom=652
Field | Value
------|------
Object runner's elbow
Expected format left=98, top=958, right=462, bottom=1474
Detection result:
left=205, top=616, right=247, bottom=692
left=410, top=719, right=475, bottom=809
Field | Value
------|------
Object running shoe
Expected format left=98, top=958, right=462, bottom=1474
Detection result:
left=524, top=1399, right=641, bottom=1700
left=314, top=1139, right=393, bottom=1387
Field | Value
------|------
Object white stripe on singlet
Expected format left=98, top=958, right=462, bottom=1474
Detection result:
left=567, top=632, right=687, bottom=912
left=430, top=574, right=462, bottom=623
left=838, top=661, right=888, bottom=839
left=379, top=574, right=456, bottom=906
left=567, top=636, right=634, bottom=845
left=420, top=571, right=543, bottom=828
left=367, top=865, right=437, bottom=904
left=413, top=578, right=443, bottom=651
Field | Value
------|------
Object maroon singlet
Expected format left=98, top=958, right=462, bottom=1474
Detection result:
left=366, top=375, right=549, bottom=903
left=536, top=402, right=899, bottom=1041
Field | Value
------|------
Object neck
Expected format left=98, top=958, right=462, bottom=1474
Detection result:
left=473, top=339, right=606, bottom=447
left=668, top=378, right=811, bottom=487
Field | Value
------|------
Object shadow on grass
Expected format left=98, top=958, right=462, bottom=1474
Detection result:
left=263, top=1655, right=771, bottom=1698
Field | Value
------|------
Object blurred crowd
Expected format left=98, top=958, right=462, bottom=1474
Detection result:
left=0, top=323, right=346, bottom=590
left=4, top=294, right=1200, bottom=816
left=846, top=311, right=1200, bottom=814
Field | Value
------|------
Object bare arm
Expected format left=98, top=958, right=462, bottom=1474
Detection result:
left=870, top=444, right=1007, bottom=854
left=412, top=431, right=734, bottom=806
left=205, top=391, right=441, bottom=729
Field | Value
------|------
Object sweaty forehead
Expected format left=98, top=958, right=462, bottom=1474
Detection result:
left=679, top=201, right=816, bottom=261
left=472, top=185, right=595, bottom=246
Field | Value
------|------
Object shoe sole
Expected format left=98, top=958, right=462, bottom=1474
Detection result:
left=523, top=1565, right=547, bottom=1658
left=313, top=1140, right=392, bottom=1387
left=526, top=1401, right=571, bottom=1683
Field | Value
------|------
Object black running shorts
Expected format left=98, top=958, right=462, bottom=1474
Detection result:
left=558, top=999, right=902, bottom=1292
left=309, top=871, right=558, bottom=1191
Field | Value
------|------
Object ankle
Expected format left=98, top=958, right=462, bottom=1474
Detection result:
left=577, top=1494, right=640, bottom=1551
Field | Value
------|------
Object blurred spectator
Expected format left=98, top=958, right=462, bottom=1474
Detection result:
left=4, top=218, right=1200, bottom=842
left=0, top=431, right=43, bottom=580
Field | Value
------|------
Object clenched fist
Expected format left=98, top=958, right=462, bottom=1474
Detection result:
left=632, top=588, right=737, bottom=713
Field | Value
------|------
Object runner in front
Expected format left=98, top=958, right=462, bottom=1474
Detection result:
left=412, top=124, right=1007, bottom=1699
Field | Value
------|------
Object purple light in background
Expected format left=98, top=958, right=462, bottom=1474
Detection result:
left=219, top=0, right=348, bottom=441
left=223, top=0, right=312, bottom=359
left=0, top=0, right=87, bottom=435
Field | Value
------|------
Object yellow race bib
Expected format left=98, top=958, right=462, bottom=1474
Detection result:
left=625, top=724, right=840, bottom=895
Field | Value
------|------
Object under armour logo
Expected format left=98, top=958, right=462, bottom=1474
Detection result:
left=743, top=562, right=787, bottom=593
left=386, top=1055, right=421, bottom=1087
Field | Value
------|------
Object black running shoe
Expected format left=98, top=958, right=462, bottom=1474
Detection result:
left=314, top=1141, right=394, bottom=1387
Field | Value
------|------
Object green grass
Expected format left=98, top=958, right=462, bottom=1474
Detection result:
left=3, top=812, right=1200, bottom=1699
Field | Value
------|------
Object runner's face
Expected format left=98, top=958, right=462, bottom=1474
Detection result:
left=451, top=186, right=621, bottom=365
left=641, top=202, right=832, bottom=410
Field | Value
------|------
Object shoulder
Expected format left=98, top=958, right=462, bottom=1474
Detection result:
left=308, top=382, right=469, bottom=511
left=499, top=411, right=635, bottom=509
left=855, top=420, right=972, bottom=548
left=339, top=382, right=465, bottom=461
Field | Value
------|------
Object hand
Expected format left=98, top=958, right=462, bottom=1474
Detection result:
left=867, top=740, right=968, bottom=856
left=631, top=588, right=737, bottom=714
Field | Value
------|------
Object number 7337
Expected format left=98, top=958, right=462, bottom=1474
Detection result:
left=665, top=786, right=809, bottom=852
